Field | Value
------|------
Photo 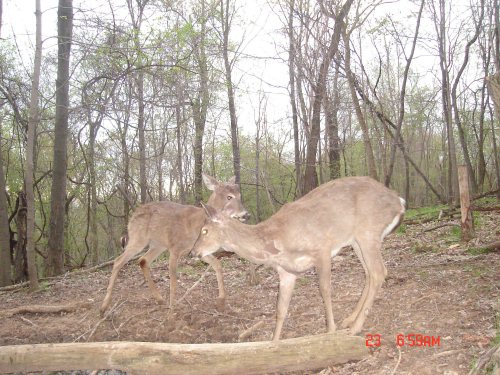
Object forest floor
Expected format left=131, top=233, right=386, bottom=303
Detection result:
left=0, top=207, right=499, bottom=375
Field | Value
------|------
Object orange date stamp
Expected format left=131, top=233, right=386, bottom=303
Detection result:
left=365, top=333, right=441, bottom=347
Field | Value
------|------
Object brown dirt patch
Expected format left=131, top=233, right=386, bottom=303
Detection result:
left=1, top=211, right=499, bottom=374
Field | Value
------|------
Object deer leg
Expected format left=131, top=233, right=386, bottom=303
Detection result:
left=273, top=267, right=297, bottom=341
left=138, top=243, right=167, bottom=305
left=201, top=254, right=226, bottom=311
left=346, top=236, right=386, bottom=335
left=316, top=256, right=336, bottom=333
left=167, top=251, right=179, bottom=308
left=100, top=238, right=148, bottom=314
left=341, top=242, right=370, bottom=329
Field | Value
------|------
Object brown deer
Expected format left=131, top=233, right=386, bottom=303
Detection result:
left=191, top=176, right=405, bottom=340
left=100, top=174, right=249, bottom=314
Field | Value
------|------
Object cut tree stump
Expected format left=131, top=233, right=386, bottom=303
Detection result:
left=0, top=333, right=368, bottom=375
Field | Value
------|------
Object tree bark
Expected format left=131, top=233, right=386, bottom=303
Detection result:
left=220, top=0, right=241, bottom=185
left=342, top=26, right=378, bottom=181
left=175, top=91, right=186, bottom=204
left=47, top=0, right=73, bottom=276
left=0, top=334, right=368, bottom=375
left=487, top=73, right=500, bottom=199
left=451, top=0, right=485, bottom=195
left=287, top=0, right=302, bottom=197
left=193, top=1, right=209, bottom=205
left=384, top=0, right=424, bottom=187
left=434, top=0, right=459, bottom=204
left=324, top=64, right=341, bottom=180
left=0, top=140, right=10, bottom=286
left=303, top=0, right=354, bottom=194
left=13, top=192, right=27, bottom=283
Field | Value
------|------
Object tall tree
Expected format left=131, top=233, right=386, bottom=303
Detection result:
left=46, top=0, right=73, bottom=276
left=0, top=0, right=9, bottom=287
left=384, top=0, right=425, bottom=190
left=431, top=0, right=459, bottom=204
left=342, top=25, right=378, bottom=181
left=286, top=0, right=302, bottom=196
left=127, top=0, right=149, bottom=204
left=220, top=0, right=241, bottom=184
left=302, top=0, right=354, bottom=194
left=451, top=0, right=485, bottom=194
left=0, top=140, right=10, bottom=286
left=25, top=0, right=42, bottom=289
left=324, top=61, right=341, bottom=180
left=192, top=0, right=210, bottom=205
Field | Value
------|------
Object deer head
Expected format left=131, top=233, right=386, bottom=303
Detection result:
left=203, top=174, right=250, bottom=222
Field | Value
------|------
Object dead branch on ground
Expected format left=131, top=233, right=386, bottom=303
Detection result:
left=0, top=301, right=91, bottom=318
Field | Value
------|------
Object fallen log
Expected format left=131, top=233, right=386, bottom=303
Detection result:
left=0, top=333, right=368, bottom=375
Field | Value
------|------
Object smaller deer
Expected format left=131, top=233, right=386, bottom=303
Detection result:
left=191, top=176, right=405, bottom=340
left=100, top=174, right=249, bottom=314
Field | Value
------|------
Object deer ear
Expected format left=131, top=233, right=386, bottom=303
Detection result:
left=200, top=202, right=217, bottom=219
left=228, top=176, right=236, bottom=184
left=202, top=174, right=218, bottom=191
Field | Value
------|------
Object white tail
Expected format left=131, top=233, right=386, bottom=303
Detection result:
left=191, top=176, right=405, bottom=340
left=100, top=174, right=249, bottom=314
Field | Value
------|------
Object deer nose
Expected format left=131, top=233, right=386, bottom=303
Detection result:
left=241, top=211, right=251, bottom=221
left=190, top=247, right=200, bottom=259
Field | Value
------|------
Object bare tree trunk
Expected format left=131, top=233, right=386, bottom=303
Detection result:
left=220, top=0, right=241, bottom=185
left=47, top=0, right=73, bottom=276
left=385, top=0, right=424, bottom=187
left=88, top=120, right=99, bottom=265
left=176, top=94, right=186, bottom=204
left=127, top=0, right=149, bottom=204
left=303, top=0, right=354, bottom=194
left=13, top=193, right=27, bottom=283
left=137, top=70, right=147, bottom=203
left=255, top=115, right=261, bottom=222
left=342, top=27, right=378, bottom=181
left=193, top=1, right=209, bottom=205
left=451, top=0, right=485, bottom=195
left=325, top=60, right=342, bottom=180
left=24, top=0, right=42, bottom=290
left=287, top=0, right=302, bottom=196
left=432, top=0, right=459, bottom=204
left=0, top=138, right=10, bottom=286
left=487, top=73, right=500, bottom=199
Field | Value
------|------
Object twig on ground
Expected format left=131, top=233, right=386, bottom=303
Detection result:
left=389, top=346, right=402, bottom=375
left=72, top=300, right=126, bottom=342
left=238, top=320, right=265, bottom=341
left=173, top=265, right=211, bottom=308
left=468, top=344, right=499, bottom=375
left=423, top=222, right=459, bottom=232
left=1, top=301, right=91, bottom=318
left=19, top=316, right=38, bottom=327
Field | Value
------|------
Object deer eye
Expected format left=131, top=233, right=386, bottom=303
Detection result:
left=202, top=228, right=208, bottom=235
left=227, top=195, right=233, bottom=200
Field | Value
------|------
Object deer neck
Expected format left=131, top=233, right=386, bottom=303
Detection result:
left=222, top=220, right=275, bottom=264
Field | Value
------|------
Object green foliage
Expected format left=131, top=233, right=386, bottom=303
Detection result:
left=404, top=205, right=448, bottom=221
